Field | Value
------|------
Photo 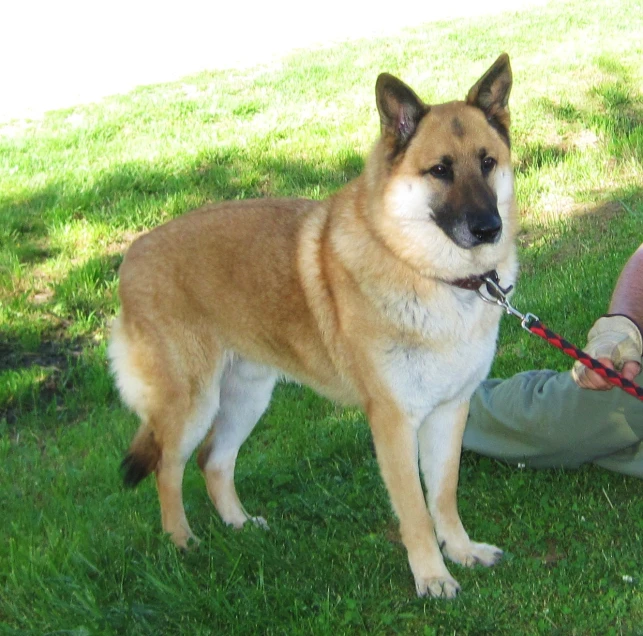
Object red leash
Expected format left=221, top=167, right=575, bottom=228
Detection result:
left=477, top=273, right=643, bottom=402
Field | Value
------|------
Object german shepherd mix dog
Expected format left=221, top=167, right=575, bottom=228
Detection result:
left=109, top=54, right=517, bottom=598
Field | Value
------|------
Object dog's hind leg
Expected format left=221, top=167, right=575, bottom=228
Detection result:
left=112, top=316, right=226, bottom=548
left=419, top=400, right=503, bottom=568
left=198, top=356, right=277, bottom=529
left=146, top=359, right=225, bottom=548
left=153, top=377, right=222, bottom=547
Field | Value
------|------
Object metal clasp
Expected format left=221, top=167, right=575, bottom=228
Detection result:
left=477, top=272, right=538, bottom=331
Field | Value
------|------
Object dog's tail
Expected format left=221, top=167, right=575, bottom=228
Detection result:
left=109, top=314, right=162, bottom=487
left=121, top=425, right=161, bottom=487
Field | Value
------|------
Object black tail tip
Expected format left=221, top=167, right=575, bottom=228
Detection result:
left=120, top=453, right=151, bottom=488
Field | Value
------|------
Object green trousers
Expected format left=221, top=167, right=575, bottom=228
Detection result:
left=464, top=370, right=643, bottom=478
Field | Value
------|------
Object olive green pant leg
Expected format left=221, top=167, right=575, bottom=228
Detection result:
left=463, top=369, right=643, bottom=478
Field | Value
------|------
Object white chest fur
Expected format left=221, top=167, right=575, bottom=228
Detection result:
left=377, top=284, right=504, bottom=428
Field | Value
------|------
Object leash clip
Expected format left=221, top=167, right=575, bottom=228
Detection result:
left=477, top=272, right=538, bottom=331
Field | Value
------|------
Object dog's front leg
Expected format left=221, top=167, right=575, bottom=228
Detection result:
left=419, top=400, right=503, bottom=568
left=368, top=401, right=460, bottom=598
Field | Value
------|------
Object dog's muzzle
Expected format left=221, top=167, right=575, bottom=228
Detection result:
left=468, top=210, right=502, bottom=246
left=435, top=204, right=503, bottom=250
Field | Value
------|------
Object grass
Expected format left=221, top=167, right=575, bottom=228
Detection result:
left=1, top=0, right=643, bottom=632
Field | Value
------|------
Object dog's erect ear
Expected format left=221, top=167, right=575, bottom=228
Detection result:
left=466, top=53, right=512, bottom=145
left=376, top=73, right=426, bottom=155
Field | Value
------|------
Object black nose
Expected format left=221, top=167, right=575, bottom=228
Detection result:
left=469, top=212, right=502, bottom=245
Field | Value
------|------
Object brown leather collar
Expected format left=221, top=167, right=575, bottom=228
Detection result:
left=448, top=269, right=497, bottom=291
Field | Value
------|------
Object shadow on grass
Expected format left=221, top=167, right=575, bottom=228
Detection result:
left=514, top=54, right=642, bottom=178
left=0, top=327, right=111, bottom=428
left=572, top=56, right=640, bottom=141
left=514, top=143, right=570, bottom=176
left=0, top=147, right=365, bottom=244
left=1, top=251, right=123, bottom=421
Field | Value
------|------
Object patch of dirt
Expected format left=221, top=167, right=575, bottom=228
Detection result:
left=0, top=338, right=83, bottom=373
left=105, top=230, right=144, bottom=256
left=0, top=334, right=88, bottom=426
left=542, top=539, right=566, bottom=568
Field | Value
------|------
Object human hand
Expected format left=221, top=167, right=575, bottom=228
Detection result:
left=571, top=315, right=642, bottom=390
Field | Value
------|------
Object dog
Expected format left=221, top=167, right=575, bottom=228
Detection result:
left=108, top=53, right=518, bottom=598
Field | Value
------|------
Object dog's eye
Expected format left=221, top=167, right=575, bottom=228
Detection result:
left=481, top=156, right=497, bottom=174
left=426, top=164, right=450, bottom=179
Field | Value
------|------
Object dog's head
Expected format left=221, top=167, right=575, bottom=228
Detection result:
left=369, top=54, right=516, bottom=281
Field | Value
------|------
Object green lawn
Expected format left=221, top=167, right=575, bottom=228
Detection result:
left=2, top=0, right=643, bottom=633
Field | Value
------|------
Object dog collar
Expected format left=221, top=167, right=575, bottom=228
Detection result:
left=448, top=269, right=498, bottom=291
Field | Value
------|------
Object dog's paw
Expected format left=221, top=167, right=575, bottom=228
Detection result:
left=248, top=515, right=269, bottom=530
left=442, top=539, right=503, bottom=568
left=169, top=528, right=201, bottom=550
left=415, top=574, right=461, bottom=599
left=228, top=514, right=270, bottom=531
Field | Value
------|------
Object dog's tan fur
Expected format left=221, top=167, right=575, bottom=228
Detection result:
left=109, top=54, right=518, bottom=597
